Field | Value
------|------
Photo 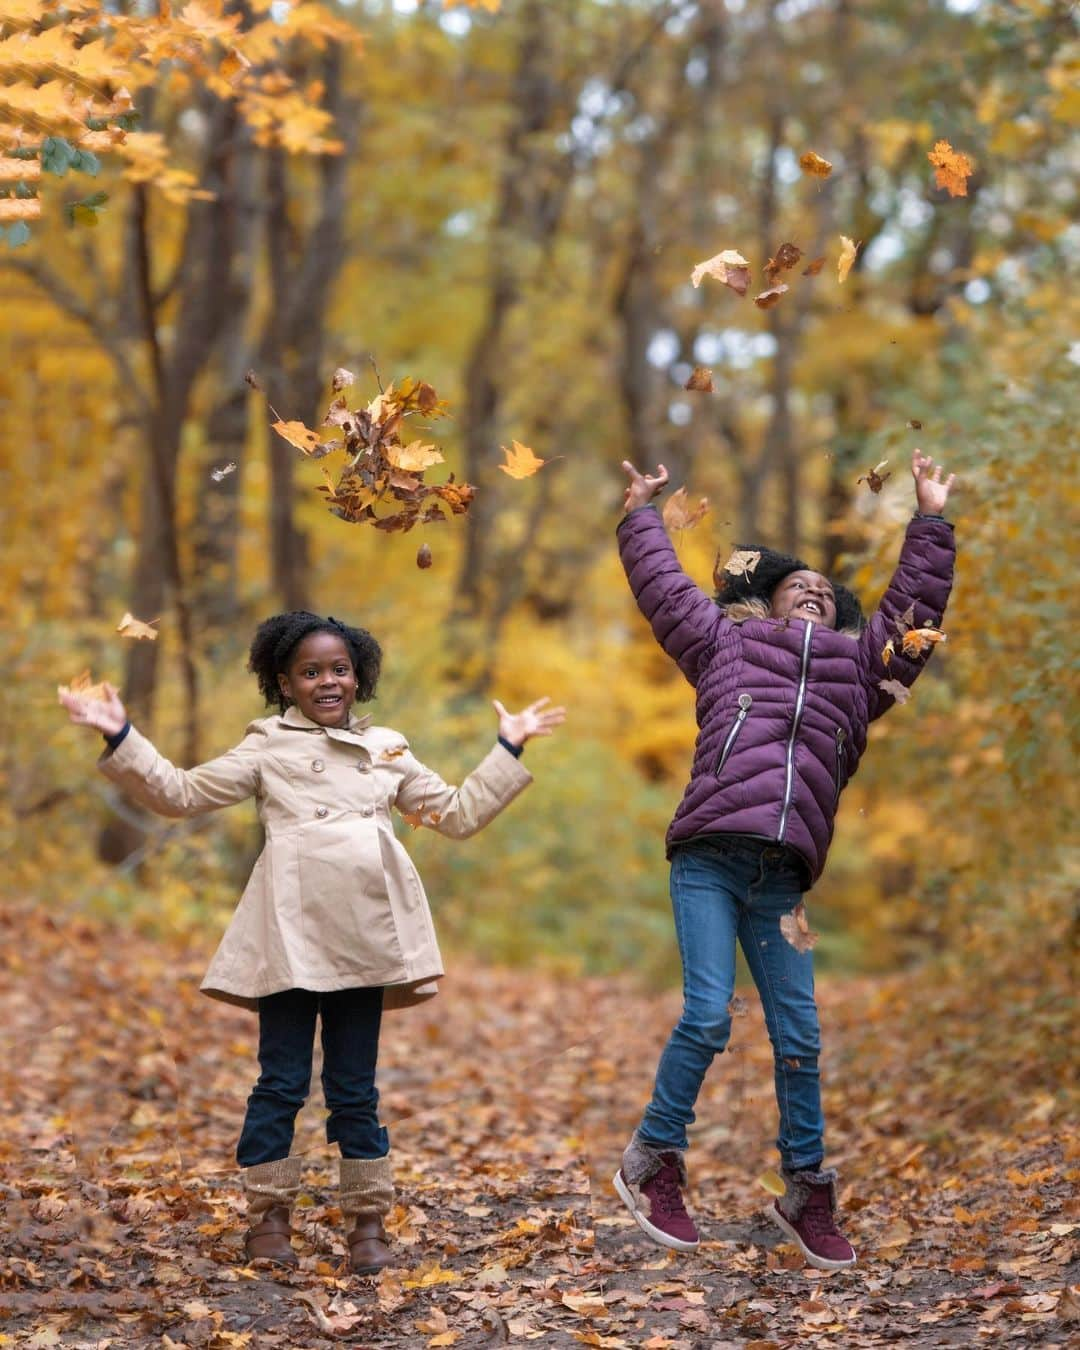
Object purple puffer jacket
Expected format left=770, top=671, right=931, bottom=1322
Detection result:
left=618, top=507, right=955, bottom=883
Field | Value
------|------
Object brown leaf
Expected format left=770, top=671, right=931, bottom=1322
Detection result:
left=799, top=150, right=833, bottom=178
left=723, top=548, right=762, bottom=579
left=882, top=638, right=895, bottom=667
left=417, top=543, right=433, bottom=570
left=58, top=670, right=110, bottom=703
left=244, top=369, right=264, bottom=391
left=684, top=365, right=714, bottom=393
left=877, top=678, right=911, bottom=705
left=838, top=235, right=861, bottom=283
left=802, top=255, right=826, bottom=276
left=763, top=242, right=802, bottom=283
left=928, top=139, right=975, bottom=197
left=779, top=901, right=818, bottom=953
left=857, top=460, right=891, bottom=493
left=690, top=248, right=751, bottom=296
left=753, top=283, right=788, bottom=309
left=331, top=367, right=356, bottom=391
left=662, top=487, right=710, bottom=532
left=907, top=418, right=923, bottom=430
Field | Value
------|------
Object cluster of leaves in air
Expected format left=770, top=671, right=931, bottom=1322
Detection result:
left=262, top=368, right=476, bottom=538
left=877, top=601, right=947, bottom=704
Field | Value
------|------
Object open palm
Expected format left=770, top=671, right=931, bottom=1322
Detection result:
left=492, top=697, right=566, bottom=747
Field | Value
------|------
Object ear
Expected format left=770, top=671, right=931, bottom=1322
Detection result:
left=277, top=672, right=292, bottom=703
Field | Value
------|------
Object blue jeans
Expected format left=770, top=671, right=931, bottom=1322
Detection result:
left=236, top=987, right=389, bottom=1166
left=638, top=839, right=825, bottom=1171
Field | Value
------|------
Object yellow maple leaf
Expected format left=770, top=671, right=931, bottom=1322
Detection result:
left=387, top=440, right=444, bottom=472
left=57, top=670, right=109, bottom=703
left=662, top=487, right=710, bottom=531
left=116, top=611, right=159, bottom=641
left=272, top=418, right=323, bottom=455
left=498, top=440, right=546, bottom=479
left=837, top=235, right=861, bottom=283
left=927, top=139, right=974, bottom=198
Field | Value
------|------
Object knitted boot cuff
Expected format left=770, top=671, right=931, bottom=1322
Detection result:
left=621, top=1131, right=688, bottom=1187
left=778, top=1165, right=838, bottom=1220
left=340, top=1155, right=394, bottom=1219
left=243, top=1156, right=302, bottom=1219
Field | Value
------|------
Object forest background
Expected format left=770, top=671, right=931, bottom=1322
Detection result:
left=1, top=0, right=1076, bottom=1127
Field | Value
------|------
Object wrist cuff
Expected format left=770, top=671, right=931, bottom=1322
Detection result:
left=498, top=734, right=523, bottom=758
left=104, top=721, right=131, bottom=751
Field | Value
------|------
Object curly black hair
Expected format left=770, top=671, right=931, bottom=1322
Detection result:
left=713, top=545, right=866, bottom=632
left=247, top=611, right=382, bottom=714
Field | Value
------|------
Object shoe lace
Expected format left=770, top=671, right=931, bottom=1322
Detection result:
left=651, top=1165, right=689, bottom=1219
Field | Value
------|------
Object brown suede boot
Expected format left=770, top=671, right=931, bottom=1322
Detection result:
left=340, top=1156, right=395, bottom=1275
left=242, top=1157, right=302, bottom=1269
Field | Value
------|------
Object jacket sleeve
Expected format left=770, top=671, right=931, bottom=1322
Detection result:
left=617, top=505, right=724, bottom=685
left=857, top=515, right=956, bottom=722
left=394, top=742, right=533, bottom=839
left=97, top=722, right=265, bottom=817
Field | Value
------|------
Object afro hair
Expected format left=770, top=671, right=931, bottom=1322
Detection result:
left=713, top=546, right=865, bottom=632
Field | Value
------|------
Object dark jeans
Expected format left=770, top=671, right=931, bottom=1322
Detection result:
left=236, top=986, right=389, bottom=1167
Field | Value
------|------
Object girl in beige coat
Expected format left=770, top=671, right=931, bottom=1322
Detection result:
left=60, top=610, right=565, bottom=1274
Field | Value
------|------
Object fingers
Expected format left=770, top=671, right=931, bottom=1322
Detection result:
left=492, top=699, right=507, bottom=718
left=526, top=696, right=551, bottom=713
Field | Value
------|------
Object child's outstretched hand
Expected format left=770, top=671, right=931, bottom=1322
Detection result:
left=492, top=697, right=566, bottom=749
left=912, top=448, right=956, bottom=516
left=621, top=460, right=670, bottom=513
left=59, top=682, right=128, bottom=737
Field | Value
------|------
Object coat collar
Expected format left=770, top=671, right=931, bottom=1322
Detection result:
left=281, top=705, right=373, bottom=745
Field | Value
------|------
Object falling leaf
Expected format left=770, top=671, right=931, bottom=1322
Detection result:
left=838, top=235, right=861, bottom=283
left=690, top=248, right=751, bottom=296
left=907, top=418, right=923, bottom=430
left=417, top=543, right=433, bottom=569
left=723, top=548, right=762, bottom=579
left=498, top=440, right=547, bottom=479
left=754, top=283, right=788, bottom=309
left=877, top=678, right=911, bottom=705
left=799, top=150, right=833, bottom=178
left=684, top=365, right=714, bottom=393
left=857, top=460, right=891, bottom=493
left=757, top=1168, right=786, bottom=1197
left=331, top=367, right=356, bottom=391
left=387, top=440, right=445, bottom=471
left=244, top=369, right=263, bottom=391
left=763, top=242, right=802, bottom=283
left=210, top=461, right=237, bottom=481
left=802, top=255, right=826, bottom=276
left=662, top=487, right=710, bottom=532
left=882, top=638, right=895, bottom=667
left=57, top=670, right=110, bottom=703
left=116, top=611, right=159, bottom=641
left=928, top=139, right=975, bottom=197
left=219, top=47, right=251, bottom=84
left=272, top=418, right=323, bottom=455
left=727, top=994, right=749, bottom=1018
left=901, top=626, right=947, bottom=657
left=779, top=900, right=818, bottom=953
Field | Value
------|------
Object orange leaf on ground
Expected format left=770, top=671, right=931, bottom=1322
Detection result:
left=928, top=139, right=975, bottom=197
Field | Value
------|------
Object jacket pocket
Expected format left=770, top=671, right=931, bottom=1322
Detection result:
left=715, top=694, right=753, bottom=777
left=833, top=728, right=847, bottom=808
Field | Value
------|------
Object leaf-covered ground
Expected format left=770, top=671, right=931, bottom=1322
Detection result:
left=2, top=902, right=1077, bottom=1348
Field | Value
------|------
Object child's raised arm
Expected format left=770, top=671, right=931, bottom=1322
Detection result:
left=617, top=460, right=724, bottom=686
left=858, top=448, right=957, bottom=719
left=61, top=683, right=263, bottom=817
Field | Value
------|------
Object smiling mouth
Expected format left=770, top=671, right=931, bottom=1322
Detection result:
left=313, top=695, right=343, bottom=707
left=797, top=600, right=825, bottom=616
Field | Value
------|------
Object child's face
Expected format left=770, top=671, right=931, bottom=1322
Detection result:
left=278, top=632, right=358, bottom=727
left=769, top=570, right=837, bottom=627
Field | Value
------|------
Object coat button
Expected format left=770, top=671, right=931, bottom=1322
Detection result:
left=356, top=763, right=370, bottom=774
left=360, top=806, right=374, bottom=818
left=312, top=759, right=325, bottom=772
left=314, top=806, right=329, bottom=819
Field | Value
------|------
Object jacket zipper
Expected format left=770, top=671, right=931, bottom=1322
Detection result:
left=715, top=693, right=753, bottom=776
left=778, top=620, right=813, bottom=840
left=833, top=727, right=847, bottom=809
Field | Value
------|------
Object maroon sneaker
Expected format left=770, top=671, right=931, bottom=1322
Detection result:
left=613, top=1154, right=700, bottom=1252
left=767, top=1169, right=856, bottom=1271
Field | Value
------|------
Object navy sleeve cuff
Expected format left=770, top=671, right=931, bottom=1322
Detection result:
left=914, top=511, right=947, bottom=521
left=104, top=721, right=131, bottom=751
left=498, top=734, right=523, bottom=758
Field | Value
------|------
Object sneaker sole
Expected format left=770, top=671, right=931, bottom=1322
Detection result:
left=766, top=1205, right=857, bottom=1271
left=612, top=1170, right=699, bottom=1252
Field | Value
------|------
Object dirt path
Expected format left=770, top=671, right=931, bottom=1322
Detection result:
left=2, top=902, right=1076, bottom=1347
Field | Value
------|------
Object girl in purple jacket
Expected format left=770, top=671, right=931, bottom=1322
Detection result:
left=613, top=449, right=956, bottom=1269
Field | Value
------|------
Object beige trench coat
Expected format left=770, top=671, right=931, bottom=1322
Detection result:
left=98, top=706, right=532, bottom=1011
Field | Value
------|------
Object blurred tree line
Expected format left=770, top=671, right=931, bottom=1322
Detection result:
left=1, top=0, right=1076, bottom=994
